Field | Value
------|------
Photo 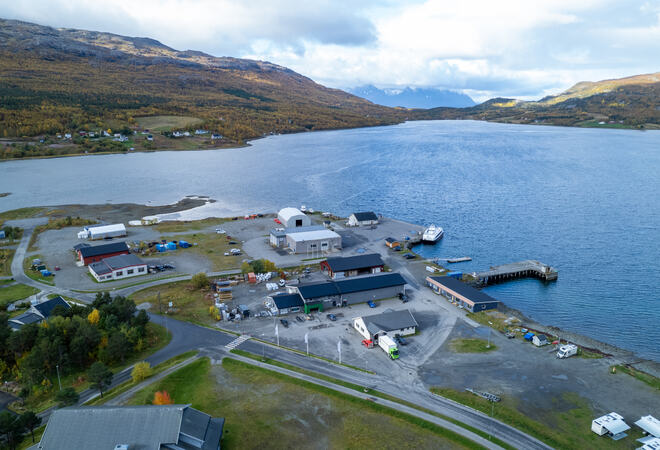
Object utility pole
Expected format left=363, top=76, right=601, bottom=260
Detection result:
left=56, top=364, right=62, bottom=391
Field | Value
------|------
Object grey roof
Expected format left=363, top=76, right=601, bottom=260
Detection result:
left=323, top=253, right=384, bottom=273
left=103, top=253, right=144, bottom=270
left=10, top=312, right=42, bottom=326
left=352, top=212, right=378, bottom=221
left=33, top=296, right=70, bottom=318
left=73, top=243, right=90, bottom=251
left=270, top=225, right=325, bottom=238
left=39, top=405, right=224, bottom=450
left=89, top=260, right=112, bottom=275
left=271, top=293, right=305, bottom=309
left=362, top=309, right=419, bottom=335
left=78, top=241, right=128, bottom=258
left=298, top=273, right=406, bottom=300
left=428, top=276, right=500, bottom=305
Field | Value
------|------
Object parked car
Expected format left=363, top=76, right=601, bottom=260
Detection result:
left=398, top=293, right=409, bottom=303
left=394, top=335, right=408, bottom=346
left=215, top=228, right=226, bottom=234
left=326, top=313, right=337, bottom=321
left=279, top=319, right=289, bottom=328
left=367, top=300, right=377, bottom=308
left=295, top=316, right=304, bottom=323
left=404, top=253, right=416, bottom=259
left=505, top=331, right=516, bottom=339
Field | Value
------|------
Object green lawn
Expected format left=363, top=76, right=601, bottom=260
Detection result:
left=0, top=207, right=45, bottom=224
left=612, top=365, right=660, bottom=391
left=0, top=283, right=39, bottom=307
left=152, top=232, right=242, bottom=271
left=127, top=357, right=481, bottom=449
left=0, top=248, right=15, bottom=276
left=135, top=115, right=203, bottom=132
left=22, top=254, right=55, bottom=285
left=449, top=338, right=497, bottom=353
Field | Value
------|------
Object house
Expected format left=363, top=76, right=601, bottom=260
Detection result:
left=320, top=253, right=384, bottom=279
left=426, top=276, right=500, bottom=312
left=77, top=241, right=129, bottom=265
left=532, top=334, right=549, bottom=347
left=9, top=296, right=71, bottom=330
left=347, top=212, right=379, bottom=227
left=277, top=207, right=311, bottom=228
left=353, top=309, right=418, bottom=341
left=591, top=412, right=630, bottom=439
left=37, top=405, right=224, bottom=450
left=268, top=292, right=305, bottom=315
left=89, top=254, right=147, bottom=282
left=78, top=223, right=127, bottom=240
left=195, top=129, right=209, bottom=135
left=290, top=272, right=407, bottom=313
left=269, top=225, right=325, bottom=248
left=211, top=133, right=223, bottom=140
left=286, top=228, right=342, bottom=254
left=384, top=238, right=400, bottom=249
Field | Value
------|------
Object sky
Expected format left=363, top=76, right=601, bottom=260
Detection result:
left=2, top=0, right=659, bottom=101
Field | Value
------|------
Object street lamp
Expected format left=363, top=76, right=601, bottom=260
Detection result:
left=56, top=364, right=62, bottom=391
left=487, top=321, right=493, bottom=348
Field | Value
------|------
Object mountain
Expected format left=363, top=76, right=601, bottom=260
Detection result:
left=413, top=73, right=660, bottom=128
left=349, top=85, right=475, bottom=108
left=0, top=18, right=404, bottom=141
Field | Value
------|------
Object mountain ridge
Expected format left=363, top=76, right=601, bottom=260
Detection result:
left=349, top=85, right=475, bottom=108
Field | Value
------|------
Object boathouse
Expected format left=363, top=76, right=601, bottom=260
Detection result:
left=426, top=276, right=500, bottom=312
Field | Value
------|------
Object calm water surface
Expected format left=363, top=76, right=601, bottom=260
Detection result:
left=1, top=121, right=659, bottom=360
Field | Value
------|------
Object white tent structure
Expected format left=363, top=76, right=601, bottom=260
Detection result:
left=277, top=207, right=310, bottom=228
left=78, top=223, right=127, bottom=240
left=592, top=412, right=630, bottom=440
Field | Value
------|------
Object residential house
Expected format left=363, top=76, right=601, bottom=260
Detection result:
left=347, top=212, right=379, bottom=227
left=353, top=309, right=419, bottom=341
left=9, top=296, right=71, bottom=330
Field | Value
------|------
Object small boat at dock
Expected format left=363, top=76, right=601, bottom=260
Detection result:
left=422, top=224, right=444, bottom=243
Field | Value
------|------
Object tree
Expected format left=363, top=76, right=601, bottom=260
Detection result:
left=87, top=308, right=100, bottom=325
left=19, top=411, right=41, bottom=443
left=131, top=361, right=152, bottom=383
left=191, top=272, right=209, bottom=289
left=104, top=331, right=129, bottom=364
left=88, top=362, right=112, bottom=398
left=0, top=411, right=25, bottom=450
left=153, top=390, right=173, bottom=405
left=55, top=387, right=79, bottom=408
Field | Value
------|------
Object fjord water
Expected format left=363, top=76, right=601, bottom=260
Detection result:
left=1, top=121, right=659, bottom=360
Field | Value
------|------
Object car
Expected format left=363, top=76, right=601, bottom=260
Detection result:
left=398, top=293, right=409, bottom=302
left=163, top=264, right=175, bottom=270
left=326, top=313, right=337, bottom=321
left=362, top=339, right=374, bottom=348
left=404, top=253, right=416, bottom=259
left=215, top=228, right=226, bottom=234
left=279, top=319, right=289, bottom=328
left=505, top=331, right=516, bottom=339
left=367, top=300, right=377, bottom=308
left=228, top=241, right=238, bottom=245
left=395, top=335, right=408, bottom=346
left=295, top=316, right=304, bottom=323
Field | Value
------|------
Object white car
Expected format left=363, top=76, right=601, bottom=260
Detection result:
left=215, top=228, right=226, bottom=234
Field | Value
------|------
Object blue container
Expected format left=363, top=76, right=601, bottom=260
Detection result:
left=166, top=242, right=177, bottom=250
left=447, top=271, right=463, bottom=279
left=40, top=269, right=52, bottom=276
left=156, top=244, right=166, bottom=252
left=179, top=240, right=191, bottom=248
left=524, top=332, right=535, bottom=341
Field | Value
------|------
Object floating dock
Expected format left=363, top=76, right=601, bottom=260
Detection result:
left=474, top=260, right=558, bottom=285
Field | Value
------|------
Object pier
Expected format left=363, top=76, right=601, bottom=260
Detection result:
left=434, top=257, right=472, bottom=263
left=474, top=260, right=558, bottom=285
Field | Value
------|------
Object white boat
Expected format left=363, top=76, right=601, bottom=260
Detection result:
left=422, top=225, right=444, bottom=243
left=300, top=205, right=307, bottom=212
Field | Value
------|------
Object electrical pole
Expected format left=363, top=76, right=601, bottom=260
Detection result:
left=56, top=364, right=62, bottom=391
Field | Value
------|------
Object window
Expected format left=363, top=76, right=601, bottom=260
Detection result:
left=310, top=243, right=317, bottom=249
left=127, top=269, right=134, bottom=275
left=138, top=267, right=145, bottom=272
left=116, top=271, right=123, bottom=276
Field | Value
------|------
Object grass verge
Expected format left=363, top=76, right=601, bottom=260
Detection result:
left=0, top=283, right=40, bottom=308
left=0, top=248, right=15, bottom=276
left=611, top=365, right=660, bottom=390
left=450, top=338, right=497, bottom=353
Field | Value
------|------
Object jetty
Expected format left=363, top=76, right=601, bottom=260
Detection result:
left=434, top=257, right=472, bottom=263
left=474, top=260, right=558, bottom=285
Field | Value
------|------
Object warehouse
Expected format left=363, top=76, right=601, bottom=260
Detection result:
left=277, top=207, right=311, bottom=228
left=426, top=276, right=500, bottom=312
left=320, top=253, right=384, bottom=279
left=268, top=292, right=305, bottom=315
left=77, top=223, right=127, bottom=240
left=269, top=225, right=325, bottom=248
left=89, top=254, right=147, bottom=282
left=290, top=272, right=407, bottom=313
left=77, top=241, right=129, bottom=265
left=286, top=228, right=341, bottom=254
left=347, top=211, right=379, bottom=227
left=353, top=309, right=419, bottom=340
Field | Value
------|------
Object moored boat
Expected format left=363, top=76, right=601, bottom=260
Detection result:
left=422, top=224, right=444, bottom=243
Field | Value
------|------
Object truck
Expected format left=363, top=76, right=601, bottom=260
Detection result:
left=557, top=344, right=578, bottom=359
left=378, top=335, right=399, bottom=360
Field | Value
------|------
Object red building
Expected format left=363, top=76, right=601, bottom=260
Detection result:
left=77, top=241, right=129, bottom=265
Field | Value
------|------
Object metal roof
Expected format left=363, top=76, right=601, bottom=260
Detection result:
left=287, top=229, right=340, bottom=242
left=10, top=312, right=42, bottom=325
left=636, top=415, right=660, bottom=438
left=78, top=241, right=129, bottom=258
left=298, top=273, right=406, bottom=300
left=351, top=212, right=378, bottom=221
left=87, top=223, right=126, bottom=236
left=278, top=207, right=305, bottom=221
left=427, top=276, right=500, bottom=305
left=103, top=253, right=145, bottom=270
left=323, top=253, right=384, bottom=272
left=33, top=296, right=70, bottom=318
left=89, top=261, right=112, bottom=275
left=297, top=281, right=340, bottom=299
left=271, top=293, right=305, bottom=309
left=361, top=309, right=418, bottom=334
left=270, top=225, right=325, bottom=238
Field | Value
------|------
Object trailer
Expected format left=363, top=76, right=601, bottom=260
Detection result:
left=557, top=344, right=578, bottom=358
left=378, top=335, right=399, bottom=360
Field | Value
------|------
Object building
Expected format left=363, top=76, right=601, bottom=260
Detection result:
left=347, top=212, right=379, bottom=227
left=290, top=272, right=407, bottom=313
left=636, top=415, right=660, bottom=438
left=9, top=296, right=71, bottom=330
left=532, top=334, right=549, bottom=347
left=591, top=412, right=630, bottom=439
left=320, top=253, right=384, bottom=279
left=78, top=223, right=127, bottom=240
left=286, top=228, right=342, bottom=254
left=269, top=225, right=325, bottom=248
left=353, top=309, right=419, bottom=341
left=77, top=241, right=129, bottom=265
left=426, top=276, right=500, bottom=312
left=37, top=405, right=224, bottom=450
left=268, top=292, right=305, bottom=315
left=277, top=207, right=311, bottom=228
left=89, top=254, right=147, bottom=282
left=384, top=238, right=400, bottom=249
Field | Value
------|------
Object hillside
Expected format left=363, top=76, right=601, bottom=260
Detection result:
left=413, top=73, right=660, bottom=128
left=349, top=85, right=475, bottom=108
left=0, top=18, right=404, bottom=149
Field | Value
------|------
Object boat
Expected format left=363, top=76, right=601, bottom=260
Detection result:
left=422, top=225, right=444, bottom=243
left=300, top=205, right=307, bottom=213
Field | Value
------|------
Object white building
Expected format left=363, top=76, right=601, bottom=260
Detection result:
left=591, top=412, right=630, bottom=439
left=347, top=212, right=379, bottom=227
left=89, top=254, right=147, bottom=282
left=277, top=207, right=311, bottom=228
left=353, top=309, right=418, bottom=341
left=286, top=228, right=341, bottom=254
left=78, top=223, right=127, bottom=240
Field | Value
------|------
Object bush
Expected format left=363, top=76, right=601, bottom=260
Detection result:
left=191, top=272, right=209, bottom=289
left=55, top=387, right=79, bottom=407
left=131, top=361, right=153, bottom=383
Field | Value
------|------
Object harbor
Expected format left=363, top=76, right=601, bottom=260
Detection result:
left=473, top=260, right=558, bottom=286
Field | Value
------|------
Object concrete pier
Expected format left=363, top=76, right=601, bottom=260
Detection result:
left=474, top=260, right=558, bottom=285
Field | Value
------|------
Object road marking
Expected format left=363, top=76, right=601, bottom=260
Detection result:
left=225, top=334, right=251, bottom=350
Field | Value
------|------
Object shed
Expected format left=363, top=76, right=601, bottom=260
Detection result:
left=353, top=309, right=418, bottom=340
left=248, top=272, right=257, bottom=284
left=591, top=412, right=630, bottom=439
left=532, top=334, right=549, bottom=347
left=384, top=238, right=400, bottom=249
left=78, top=241, right=129, bottom=265
left=348, top=212, right=379, bottom=227
left=78, top=223, right=127, bottom=240
left=524, top=332, right=535, bottom=341
left=286, top=229, right=341, bottom=254
left=277, top=207, right=310, bottom=228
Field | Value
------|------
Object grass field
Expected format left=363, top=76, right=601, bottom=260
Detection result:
left=22, top=254, right=55, bottom=285
left=0, top=283, right=39, bottom=308
left=135, top=115, right=203, bottom=132
left=127, top=357, right=480, bottom=449
left=431, top=388, right=642, bottom=449
left=449, top=338, right=497, bottom=353
left=154, top=232, right=242, bottom=271
left=0, top=207, right=45, bottom=225
left=0, top=248, right=15, bottom=276
left=153, top=218, right=230, bottom=234
left=612, top=365, right=660, bottom=391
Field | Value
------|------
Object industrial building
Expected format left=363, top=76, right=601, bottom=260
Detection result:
left=77, top=223, right=127, bottom=240
left=353, top=309, right=419, bottom=341
left=426, top=276, right=500, bottom=312
left=347, top=211, right=379, bottom=227
left=320, top=253, right=384, bottom=279
left=89, top=253, right=147, bottom=282
left=286, top=228, right=342, bottom=254
left=268, top=292, right=305, bottom=315
left=289, top=272, right=407, bottom=313
left=277, top=207, right=311, bottom=228
left=269, top=225, right=325, bottom=248
left=77, top=241, right=129, bottom=265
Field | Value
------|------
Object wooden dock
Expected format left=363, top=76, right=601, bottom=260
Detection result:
left=474, top=260, right=558, bottom=285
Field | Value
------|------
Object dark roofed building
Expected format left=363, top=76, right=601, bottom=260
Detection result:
left=77, top=241, right=129, bottom=265
left=33, top=295, right=70, bottom=318
left=88, top=253, right=147, bottom=282
left=348, top=211, right=379, bottom=226
left=320, top=253, right=385, bottom=279
left=9, top=297, right=71, bottom=331
left=37, top=405, right=224, bottom=450
left=426, top=276, right=500, bottom=312
left=353, top=309, right=419, bottom=340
